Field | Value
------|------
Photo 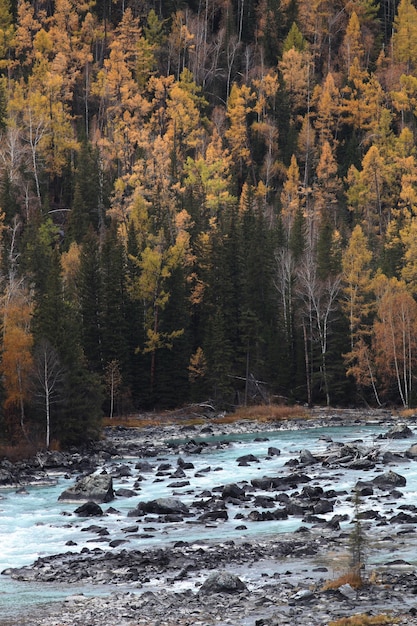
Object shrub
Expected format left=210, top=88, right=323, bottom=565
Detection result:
left=322, top=570, right=363, bottom=591
left=328, top=614, right=397, bottom=625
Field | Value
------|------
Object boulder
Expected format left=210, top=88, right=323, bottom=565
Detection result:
left=290, top=589, right=315, bottom=603
left=198, top=509, right=228, bottom=522
left=299, top=449, right=317, bottom=465
left=267, top=446, right=280, bottom=456
left=251, top=473, right=311, bottom=491
left=222, top=483, right=245, bottom=499
left=236, top=454, right=259, bottom=464
left=383, top=424, right=414, bottom=439
left=135, top=460, right=153, bottom=472
left=111, top=464, right=132, bottom=477
left=346, top=458, right=375, bottom=470
left=74, top=501, right=104, bottom=516
left=177, top=457, right=194, bottom=470
left=313, top=499, right=334, bottom=514
left=406, top=444, right=417, bottom=459
left=114, top=488, right=137, bottom=498
left=354, top=480, right=374, bottom=496
left=300, top=485, right=324, bottom=499
left=128, top=497, right=189, bottom=517
left=199, top=571, right=247, bottom=595
left=372, top=470, right=406, bottom=490
left=58, top=474, right=115, bottom=503
left=0, top=468, right=14, bottom=486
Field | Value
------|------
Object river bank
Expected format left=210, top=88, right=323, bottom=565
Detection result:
left=2, top=407, right=417, bottom=625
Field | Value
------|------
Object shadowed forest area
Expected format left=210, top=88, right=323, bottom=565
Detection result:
left=0, top=0, right=417, bottom=448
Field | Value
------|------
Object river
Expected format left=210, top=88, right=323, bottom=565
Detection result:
left=1, top=419, right=417, bottom=618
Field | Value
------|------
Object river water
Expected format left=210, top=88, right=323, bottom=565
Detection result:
left=1, top=421, right=417, bottom=618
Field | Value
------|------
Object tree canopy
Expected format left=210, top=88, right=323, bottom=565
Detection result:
left=1, top=0, right=417, bottom=448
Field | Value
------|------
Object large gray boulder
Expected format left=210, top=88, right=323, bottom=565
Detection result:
left=58, top=474, right=115, bottom=503
left=199, top=571, right=247, bottom=595
left=128, top=497, right=189, bottom=517
left=372, top=470, right=406, bottom=490
left=384, top=424, right=414, bottom=439
left=406, top=443, right=417, bottom=459
left=222, top=483, right=245, bottom=499
left=74, top=501, right=104, bottom=516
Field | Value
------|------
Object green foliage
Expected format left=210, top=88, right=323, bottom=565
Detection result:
left=283, top=22, right=307, bottom=53
left=3, top=0, right=417, bottom=448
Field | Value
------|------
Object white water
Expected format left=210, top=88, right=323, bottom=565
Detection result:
left=1, top=422, right=417, bottom=618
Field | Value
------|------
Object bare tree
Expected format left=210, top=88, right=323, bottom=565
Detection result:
left=32, top=340, right=65, bottom=448
left=105, top=359, right=122, bottom=419
left=296, top=247, right=341, bottom=406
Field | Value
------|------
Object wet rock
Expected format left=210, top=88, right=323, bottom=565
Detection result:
left=128, top=497, right=189, bottom=516
left=199, top=570, right=247, bottom=595
left=177, top=457, right=194, bottom=470
left=0, top=467, right=17, bottom=486
left=222, top=483, right=245, bottom=499
left=251, top=473, right=311, bottom=491
left=122, top=525, right=139, bottom=533
left=170, top=467, right=186, bottom=478
left=300, top=449, right=317, bottom=465
left=198, top=509, right=228, bottom=521
left=389, top=511, right=417, bottom=524
left=406, top=444, right=417, bottom=459
left=346, top=458, right=375, bottom=470
left=313, top=499, right=334, bottom=514
left=167, top=480, right=190, bottom=488
left=114, top=488, right=137, bottom=497
left=74, top=501, right=104, bottom=516
left=254, top=495, right=276, bottom=508
left=382, top=451, right=408, bottom=463
left=354, top=481, right=374, bottom=496
left=134, top=460, right=153, bottom=472
left=383, top=424, right=414, bottom=439
left=300, top=485, right=324, bottom=499
left=111, top=464, right=132, bottom=477
left=236, top=454, right=259, bottom=464
left=372, top=470, right=406, bottom=489
left=338, top=584, right=357, bottom=600
left=290, top=589, right=315, bottom=603
left=268, top=446, right=281, bottom=456
left=58, top=474, right=115, bottom=503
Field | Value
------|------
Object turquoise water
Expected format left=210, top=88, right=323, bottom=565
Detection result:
left=1, top=422, right=416, bottom=617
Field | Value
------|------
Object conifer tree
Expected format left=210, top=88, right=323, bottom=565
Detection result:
left=78, top=227, right=103, bottom=373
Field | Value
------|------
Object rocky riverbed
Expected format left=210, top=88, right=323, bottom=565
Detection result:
left=3, top=408, right=417, bottom=625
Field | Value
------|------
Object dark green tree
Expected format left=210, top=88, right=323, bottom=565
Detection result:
left=78, top=227, right=103, bottom=373
left=67, top=142, right=103, bottom=244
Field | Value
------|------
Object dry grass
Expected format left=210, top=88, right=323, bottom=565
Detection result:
left=0, top=441, right=39, bottom=462
left=228, top=404, right=308, bottom=422
left=322, top=570, right=364, bottom=591
left=396, top=408, right=417, bottom=419
left=103, top=404, right=308, bottom=429
left=102, top=410, right=207, bottom=429
left=328, top=614, right=397, bottom=626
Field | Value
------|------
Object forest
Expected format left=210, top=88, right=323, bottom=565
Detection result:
left=0, top=0, right=417, bottom=448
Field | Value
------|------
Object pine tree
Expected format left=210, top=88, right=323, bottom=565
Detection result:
left=78, top=227, right=103, bottom=373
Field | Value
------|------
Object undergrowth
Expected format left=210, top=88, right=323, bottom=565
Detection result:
left=0, top=442, right=39, bottom=462
left=327, top=614, right=397, bottom=625
left=103, top=404, right=308, bottom=428
left=322, top=570, right=364, bottom=591
left=225, top=404, right=308, bottom=422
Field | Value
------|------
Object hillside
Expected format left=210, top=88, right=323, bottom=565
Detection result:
left=0, top=0, right=416, bottom=447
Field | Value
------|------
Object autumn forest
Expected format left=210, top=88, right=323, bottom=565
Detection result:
left=1, top=0, right=417, bottom=448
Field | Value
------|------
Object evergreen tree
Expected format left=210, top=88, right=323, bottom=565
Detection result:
left=67, top=142, right=103, bottom=244
left=78, top=227, right=103, bottom=373
left=30, top=235, right=102, bottom=446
